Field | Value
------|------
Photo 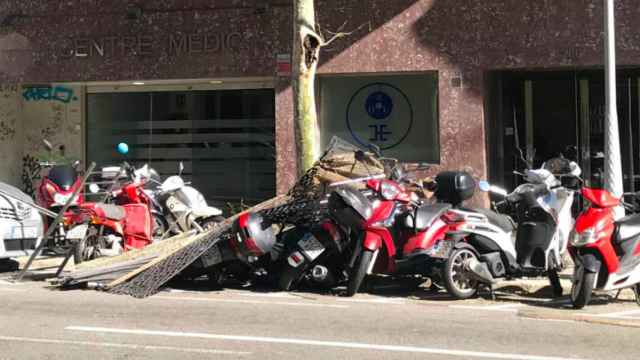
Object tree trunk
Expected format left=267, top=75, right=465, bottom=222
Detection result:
left=292, top=0, right=322, bottom=174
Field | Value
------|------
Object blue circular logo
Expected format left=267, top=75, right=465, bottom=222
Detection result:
left=365, top=91, right=393, bottom=120
left=346, top=83, right=413, bottom=151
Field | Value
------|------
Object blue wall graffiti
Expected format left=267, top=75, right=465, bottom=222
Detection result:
left=22, top=86, right=78, bottom=103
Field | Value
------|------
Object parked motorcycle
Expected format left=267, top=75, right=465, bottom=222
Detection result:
left=67, top=163, right=156, bottom=263
left=147, top=162, right=224, bottom=238
left=33, top=140, right=84, bottom=252
left=338, top=167, right=459, bottom=296
left=277, top=190, right=369, bottom=292
left=569, top=189, right=640, bottom=308
left=449, top=157, right=581, bottom=299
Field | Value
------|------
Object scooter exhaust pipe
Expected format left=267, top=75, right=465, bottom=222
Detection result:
left=464, top=258, right=496, bottom=284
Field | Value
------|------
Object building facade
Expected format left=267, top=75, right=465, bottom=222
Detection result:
left=2, top=0, right=640, bottom=204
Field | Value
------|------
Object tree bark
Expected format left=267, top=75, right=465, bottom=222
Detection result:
left=292, top=0, right=322, bottom=174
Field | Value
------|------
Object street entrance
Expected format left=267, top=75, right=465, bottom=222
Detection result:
left=489, top=69, right=640, bottom=193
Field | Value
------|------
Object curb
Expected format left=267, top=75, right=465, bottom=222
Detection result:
left=519, top=309, right=640, bottom=328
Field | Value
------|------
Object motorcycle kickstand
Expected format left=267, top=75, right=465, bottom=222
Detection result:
left=614, top=289, right=623, bottom=301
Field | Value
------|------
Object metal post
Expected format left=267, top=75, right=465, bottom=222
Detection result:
left=14, top=162, right=96, bottom=281
left=603, top=0, right=625, bottom=218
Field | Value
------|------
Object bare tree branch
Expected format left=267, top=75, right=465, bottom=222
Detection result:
left=320, top=21, right=370, bottom=48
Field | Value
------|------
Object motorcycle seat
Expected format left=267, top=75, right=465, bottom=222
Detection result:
left=614, top=214, right=640, bottom=244
left=94, top=203, right=126, bottom=220
left=468, top=207, right=515, bottom=233
left=403, top=203, right=452, bottom=231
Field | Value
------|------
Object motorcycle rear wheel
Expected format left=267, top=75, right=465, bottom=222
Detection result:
left=442, top=247, right=479, bottom=300
left=346, top=249, right=374, bottom=297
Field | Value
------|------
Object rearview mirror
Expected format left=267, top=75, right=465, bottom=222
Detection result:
left=178, top=161, right=184, bottom=176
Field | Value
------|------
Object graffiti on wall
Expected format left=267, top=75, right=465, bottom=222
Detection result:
left=22, top=86, right=78, bottom=103
left=0, top=121, right=16, bottom=140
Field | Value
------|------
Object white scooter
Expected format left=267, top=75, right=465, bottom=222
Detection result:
left=148, top=162, right=224, bottom=237
left=440, top=157, right=581, bottom=299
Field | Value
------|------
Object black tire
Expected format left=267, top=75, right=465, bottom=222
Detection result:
left=442, top=246, right=479, bottom=300
left=548, top=269, right=563, bottom=297
left=346, top=249, right=374, bottom=297
left=199, top=216, right=225, bottom=231
left=278, top=263, right=307, bottom=291
left=571, top=265, right=596, bottom=309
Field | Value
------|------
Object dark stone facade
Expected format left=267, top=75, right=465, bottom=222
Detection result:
left=1, top=0, right=639, bottom=194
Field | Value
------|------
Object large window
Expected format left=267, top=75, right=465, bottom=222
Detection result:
left=319, top=73, right=439, bottom=163
left=86, top=88, right=276, bottom=205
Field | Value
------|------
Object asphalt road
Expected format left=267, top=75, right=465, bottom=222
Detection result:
left=1, top=275, right=640, bottom=360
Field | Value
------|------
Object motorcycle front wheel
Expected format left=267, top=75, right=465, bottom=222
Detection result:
left=346, top=249, right=374, bottom=297
left=571, top=263, right=596, bottom=309
left=73, top=227, right=99, bottom=265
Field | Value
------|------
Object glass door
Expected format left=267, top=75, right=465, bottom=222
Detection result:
left=577, top=71, right=639, bottom=190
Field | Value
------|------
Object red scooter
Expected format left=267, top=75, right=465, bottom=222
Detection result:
left=66, top=164, right=155, bottom=263
left=337, top=170, right=470, bottom=296
left=569, top=188, right=640, bottom=308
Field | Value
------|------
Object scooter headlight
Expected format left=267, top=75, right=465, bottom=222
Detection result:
left=570, top=228, right=598, bottom=247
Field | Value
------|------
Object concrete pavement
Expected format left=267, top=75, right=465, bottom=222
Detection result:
left=1, top=275, right=640, bottom=360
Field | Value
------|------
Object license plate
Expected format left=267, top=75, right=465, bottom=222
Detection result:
left=298, top=233, right=325, bottom=260
left=201, top=245, right=223, bottom=267
left=66, top=224, right=88, bottom=241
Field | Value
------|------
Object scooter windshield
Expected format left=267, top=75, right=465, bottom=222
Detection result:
left=48, top=165, right=78, bottom=190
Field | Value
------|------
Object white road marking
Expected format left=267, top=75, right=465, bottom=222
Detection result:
left=449, top=303, right=523, bottom=312
left=586, top=309, right=640, bottom=319
left=154, top=295, right=349, bottom=309
left=66, top=326, right=585, bottom=360
left=0, top=335, right=251, bottom=355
